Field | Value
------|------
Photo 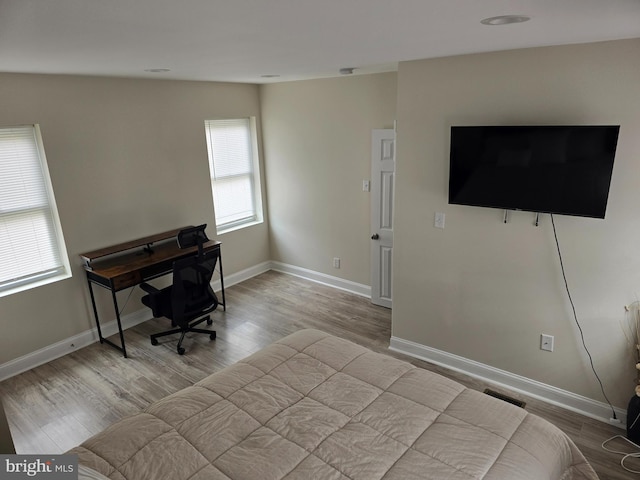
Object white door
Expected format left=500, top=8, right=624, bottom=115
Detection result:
left=371, top=129, right=395, bottom=308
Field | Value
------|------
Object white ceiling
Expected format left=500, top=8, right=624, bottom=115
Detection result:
left=1, top=0, right=639, bottom=84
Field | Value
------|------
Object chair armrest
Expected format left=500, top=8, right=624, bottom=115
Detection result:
left=140, top=282, right=160, bottom=295
left=140, top=282, right=163, bottom=318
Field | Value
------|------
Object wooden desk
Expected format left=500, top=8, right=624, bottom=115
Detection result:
left=80, top=227, right=225, bottom=357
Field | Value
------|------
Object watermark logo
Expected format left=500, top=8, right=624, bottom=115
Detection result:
left=1, top=455, right=77, bottom=479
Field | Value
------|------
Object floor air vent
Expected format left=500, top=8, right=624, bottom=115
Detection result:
left=483, top=389, right=526, bottom=409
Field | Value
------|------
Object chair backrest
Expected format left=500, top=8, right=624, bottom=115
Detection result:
left=177, top=224, right=209, bottom=256
left=170, top=249, right=219, bottom=325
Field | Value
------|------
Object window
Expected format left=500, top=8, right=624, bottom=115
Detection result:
left=0, top=125, right=70, bottom=297
left=204, top=118, right=263, bottom=233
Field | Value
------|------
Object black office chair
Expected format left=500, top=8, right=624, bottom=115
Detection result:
left=140, top=226, right=218, bottom=355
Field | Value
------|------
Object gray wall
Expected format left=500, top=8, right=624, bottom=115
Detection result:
left=0, top=74, right=270, bottom=363
left=393, top=38, right=640, bottom=409
left=260, top=73, right=398, bottom=285
left=2, top=38, right=639, bottom=411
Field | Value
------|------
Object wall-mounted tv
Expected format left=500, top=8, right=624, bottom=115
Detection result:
left=448, top=125, right=619, bottom=219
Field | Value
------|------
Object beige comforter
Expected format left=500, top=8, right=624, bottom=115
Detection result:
left=69, top=329, right=598, bottom=479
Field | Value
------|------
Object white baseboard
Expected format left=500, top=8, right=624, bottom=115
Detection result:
left=214, top=260, right=369, bottom=298
left=270, top=261, right=371, bottom=298
left=1, top=260, right=626, bottom=430
left=390, top=336, right=626, bottom=428
left=1, top=260, right=625, bottom=430
left=0, top=309, right=151, bottom=382
left=213, top=261, right=272, bottom=292
left=0, top=261, right=369, bottom=382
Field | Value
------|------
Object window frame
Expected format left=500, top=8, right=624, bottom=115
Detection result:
left=0, top=124, right=71, bottom=298
left=204, top=117, right=264, bottom=234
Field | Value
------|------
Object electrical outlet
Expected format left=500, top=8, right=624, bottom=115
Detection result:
left=333, top=257, right=340, bottom=269
left=540, top=334, right=554, bottom=352
left=434, top=212, right=445, bottom=229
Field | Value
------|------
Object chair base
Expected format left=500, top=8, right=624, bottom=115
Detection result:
left=150, top=315, right=216, bottom=355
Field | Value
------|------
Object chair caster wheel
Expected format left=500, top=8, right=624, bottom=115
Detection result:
left=206, top=317, right=213, bottom=326
left=177, top=347, right=185, bottom=355
left=151, top=338, right=158, bottom=346
left=210, top=332, right=216, bottom=340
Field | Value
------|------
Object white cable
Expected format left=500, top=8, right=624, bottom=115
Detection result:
left=602, top=435, right=640, bottom=474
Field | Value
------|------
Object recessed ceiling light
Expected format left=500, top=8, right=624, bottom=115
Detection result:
left=481, top=15, right=530, bottom=26
left=261, top=74, right=280, bottom=78
left=339, top=67, right=356, bottom=75
left=144, top=68, right=171, bottom=73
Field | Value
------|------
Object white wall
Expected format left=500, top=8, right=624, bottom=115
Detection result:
left=393, top=38, right=640, bottom=409
left=0, top=74, right=269, bottom=364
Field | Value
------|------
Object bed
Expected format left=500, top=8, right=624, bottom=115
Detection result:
left=69, top=329, right=598, bottom=479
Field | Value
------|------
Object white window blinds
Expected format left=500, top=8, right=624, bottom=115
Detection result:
left=0, top=125, right=70, bottom=295
left=204, top=118, right=262, bottom=231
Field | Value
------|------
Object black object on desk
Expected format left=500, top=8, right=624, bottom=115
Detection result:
left=80, top=227, right=225, bottom=358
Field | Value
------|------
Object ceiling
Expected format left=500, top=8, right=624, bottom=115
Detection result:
left=1, top=0, right=639, bottom=84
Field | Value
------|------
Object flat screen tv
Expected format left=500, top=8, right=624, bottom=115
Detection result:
left=448, top=125, right=619, bottom=219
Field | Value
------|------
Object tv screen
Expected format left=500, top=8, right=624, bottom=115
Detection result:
left=448, top=125, right=619, bottom=219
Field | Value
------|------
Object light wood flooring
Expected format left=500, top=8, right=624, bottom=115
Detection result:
left=1, top=270, right=638, bottom=479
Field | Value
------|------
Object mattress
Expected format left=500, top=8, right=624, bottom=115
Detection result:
left=69, top=329, right=598, bottom=479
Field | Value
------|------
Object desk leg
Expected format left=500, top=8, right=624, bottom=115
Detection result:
left=219, top=251, right=226, bottom=311
left=87, top=279, right=128, bottom=358
left=87, top=280, right=104, bottom=343
left=109, top=290, right=128, bottom=358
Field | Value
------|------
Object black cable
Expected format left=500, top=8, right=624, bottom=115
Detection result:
left=550, top=214, right=617, bottom=420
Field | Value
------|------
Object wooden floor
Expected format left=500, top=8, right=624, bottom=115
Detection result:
left=1, top=271, right=638, bottom=479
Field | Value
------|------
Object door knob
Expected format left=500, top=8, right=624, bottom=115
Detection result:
left=371, top=234, right=379, bottom=240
